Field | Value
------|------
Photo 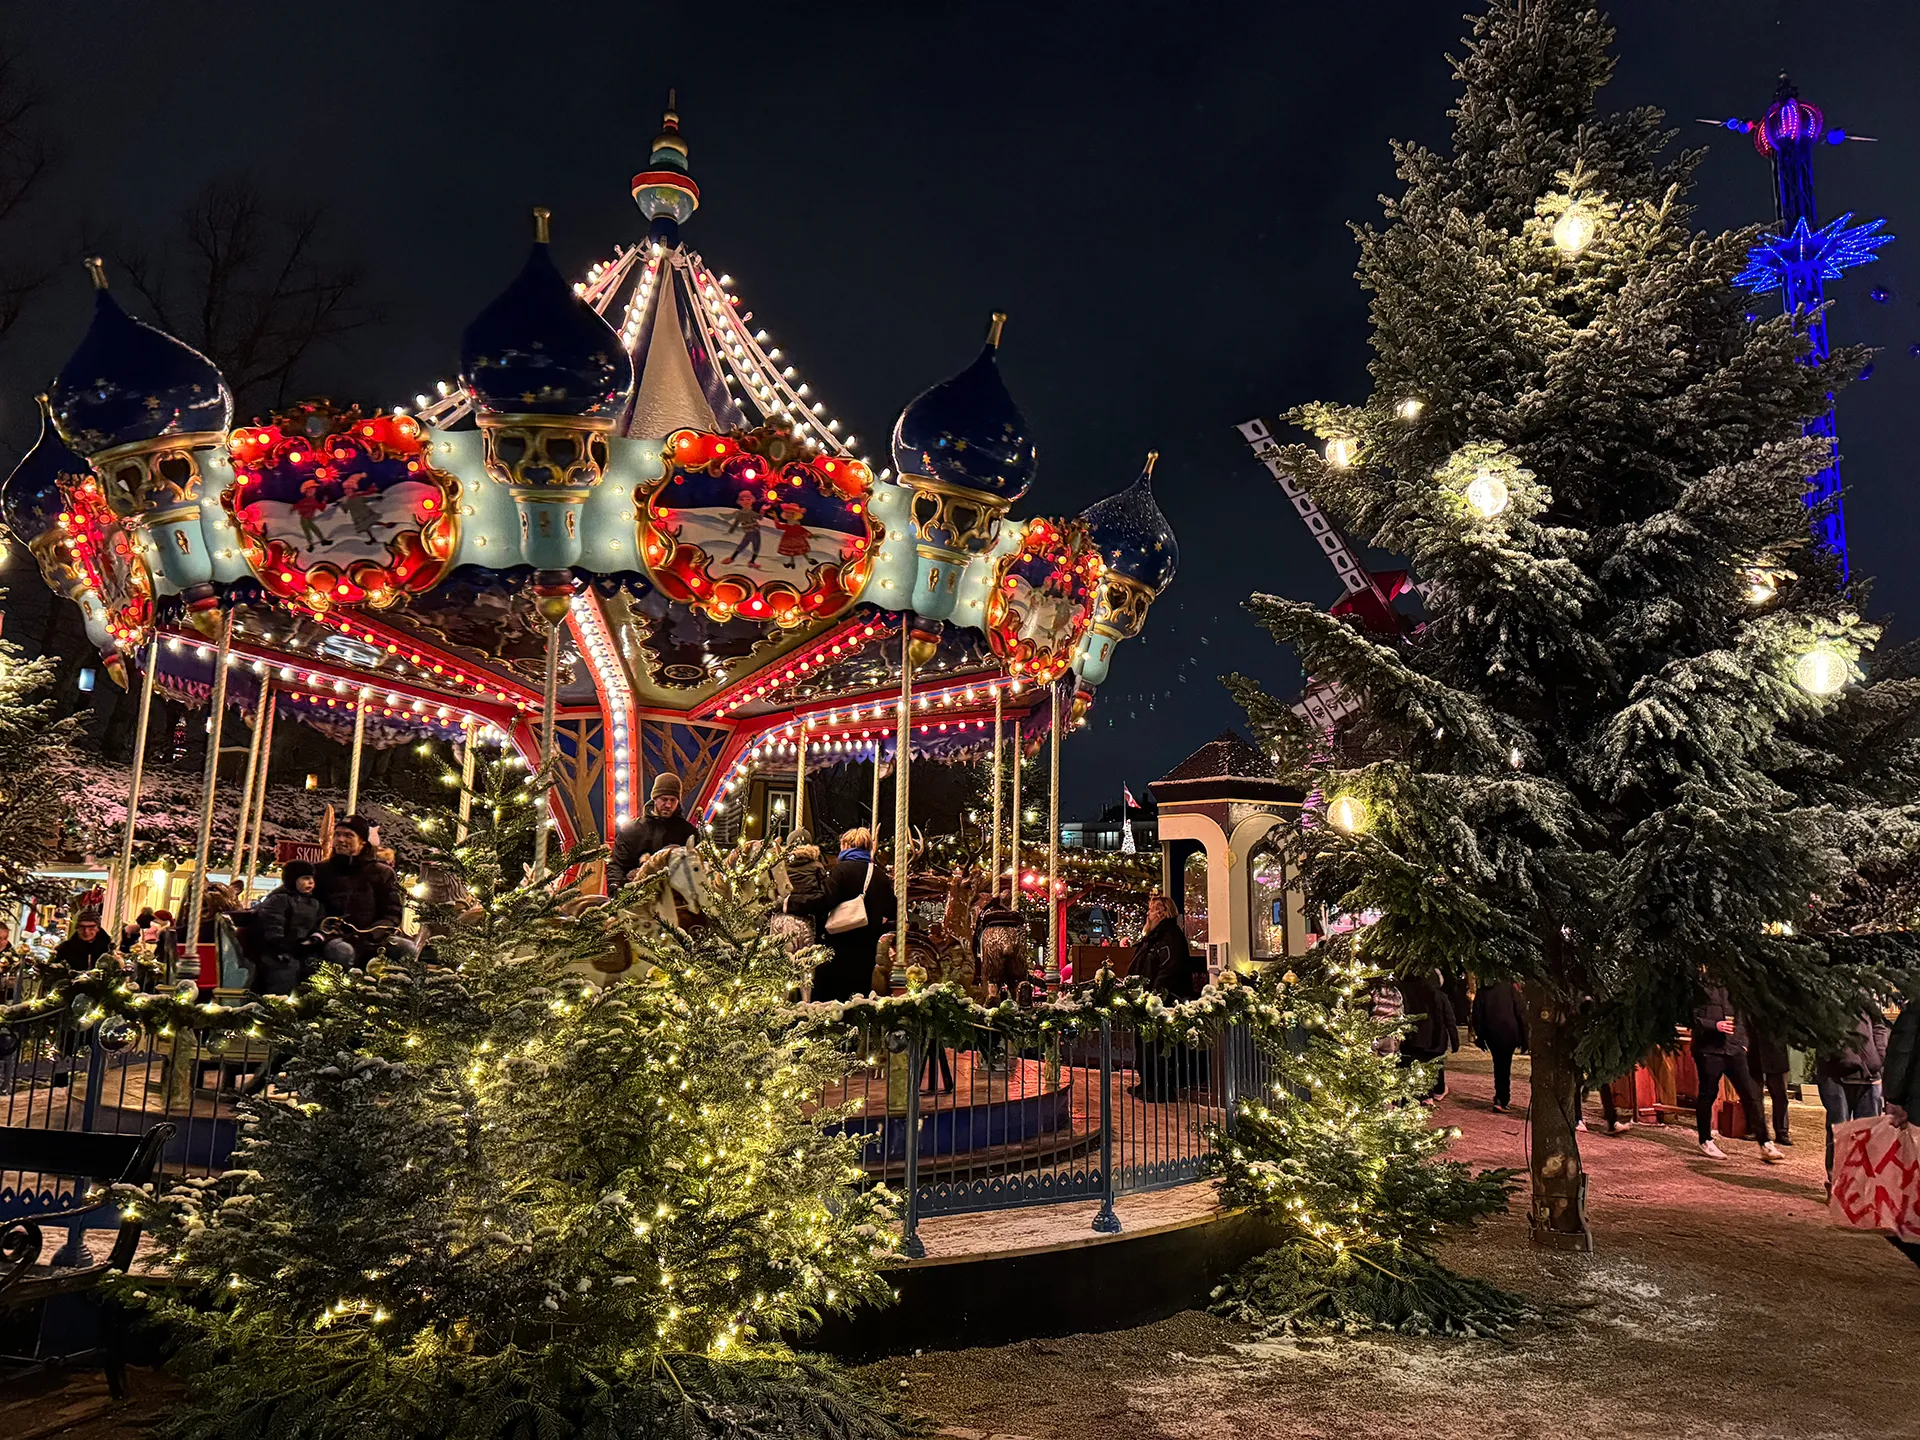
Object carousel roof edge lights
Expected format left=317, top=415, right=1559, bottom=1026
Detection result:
left=4, top=97, right=1178, bottom=847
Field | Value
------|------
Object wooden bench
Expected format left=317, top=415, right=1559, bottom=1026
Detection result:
left=0, top=1123, right=175, bottom=1397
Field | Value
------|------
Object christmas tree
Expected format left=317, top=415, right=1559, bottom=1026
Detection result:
left=0, top=616, right=80, bottom=907
left=1209, top=963, right=1527, bottom=1336
left=120, top=753, right=907, bottom=1440
left=1228, top=0, right=1920, bottom=1249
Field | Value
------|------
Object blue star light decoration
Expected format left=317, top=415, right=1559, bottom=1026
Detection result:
left=1733, top=212, right=1893, bottom=295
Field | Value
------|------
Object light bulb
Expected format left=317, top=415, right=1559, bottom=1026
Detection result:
left=1553, top=207, right=1595, bottom=256
left=1744, top=567, right=1778, bottom=606
left=1794, top=646, right=1848, bottom=697
left=1325, top=437, right=1358, bottom=469
left=1394, top=397, right=1424, bottom=421
left=1465, top=469, right=1510, bottom=518
left=1326, top=795, right=1368, bottom=835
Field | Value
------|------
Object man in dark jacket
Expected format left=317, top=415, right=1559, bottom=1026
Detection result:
left=1815, top=1004, right=1892, bottom=1174
left=1747, top=1021, right=1794, bottom=1147
left=1470, top=980, right=1528, bottom=1113
left=51, top=908, right=113, bottom=970
left=1886, top=998, right=1917, bottom=1130
left=1132, top=894, right=1195, bottom=1000
left=607, top=772, right=699, bottom=890
left=252, top=860, right=325, bottom=994
left=1692, top=986, right=1783, bottom=1162
left=316, top=815, right=406, bottom=967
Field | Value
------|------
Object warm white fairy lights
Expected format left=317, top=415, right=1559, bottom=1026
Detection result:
left=569, top=593, right=641, bottom=825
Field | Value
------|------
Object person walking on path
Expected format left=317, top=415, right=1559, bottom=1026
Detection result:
left=793, top=827, right=896, bottom=1004
left=1815, top=1004, right=1891, bottom=1175
left=1692, top=986, right=1784, bottom=1162
left=1398, top=970, right=1460, bottom=1102
left=1470, top=979, right=1527, bottom=1113
left=1748, top=1020, right=1794, bottom=1147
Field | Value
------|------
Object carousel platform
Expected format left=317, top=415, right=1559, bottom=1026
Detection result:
left=810, top=1181, right=1282, bottom=1359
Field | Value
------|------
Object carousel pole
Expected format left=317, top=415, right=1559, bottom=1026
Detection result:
left=345, top=688, right=369, bottom=814
left=1009, top=712, right=1022, bottom=911
left=990, top=683, right=1004, bottom=905
left=794, top=715, right=808, bottom=839
left=241, top=683, right=276, bottom=893
left=533, top=618, right=562, bottom=880
left=228, top=676, right=269, bottom=883
left=110, top=635, right=161, bottom=935
left=1047, top=680, right=1063, bottom=988
left=892, top=630, right=914, bottom=936
left=184, top=609, right=235, bottom=964
left=456, top=717, right=478, bottom=845
left=869, top=738, right=883, bottom=842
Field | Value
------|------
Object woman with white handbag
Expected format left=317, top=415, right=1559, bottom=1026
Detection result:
left=793, top=826, right=897, bottom=1003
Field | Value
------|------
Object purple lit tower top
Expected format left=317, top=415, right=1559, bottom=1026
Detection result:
left=1714, top=77, right=1891, bottom=579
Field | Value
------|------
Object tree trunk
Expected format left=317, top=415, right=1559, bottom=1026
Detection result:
left=1523, top=979, right=1593, bottom=1251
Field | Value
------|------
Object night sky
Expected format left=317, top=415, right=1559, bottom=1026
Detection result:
left=4, top=2, right=1917, bottom=816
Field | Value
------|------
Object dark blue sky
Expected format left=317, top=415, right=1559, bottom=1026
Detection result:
left=3, top=2, right=1916, bottom=814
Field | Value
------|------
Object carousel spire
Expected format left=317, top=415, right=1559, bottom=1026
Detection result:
left=632, top=90, right=701, bottom=247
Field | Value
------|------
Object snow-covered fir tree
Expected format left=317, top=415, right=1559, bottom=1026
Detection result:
left=0, top=618, right=81, bottom=906
left=122, top=753, right=905, bottom=1440
left=1229, top=0, right=1920, bottom=1248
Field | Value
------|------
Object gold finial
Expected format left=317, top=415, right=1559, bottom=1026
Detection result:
left=666, top=86, right=678, bottom=120
left=986, top=312, right=1007, bottom=348
left=1143, top=450, right=1159, bottom=476
left=532, top=207, right=551, bottom=244
left=84, top=256, right=108, bottom=290
left=34, top=392, right=51, bottom=415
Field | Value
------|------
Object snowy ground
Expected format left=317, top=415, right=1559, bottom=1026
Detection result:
left=861, top=1050, right=1920, bottom=1440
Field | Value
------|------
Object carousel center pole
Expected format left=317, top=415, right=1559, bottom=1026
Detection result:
left=533, top=617, right=562, bottom=880
left=869, top=737, right=883, bottom=843
left=228, top=675, right=270, bottom=884
left=1009, top=712, right=1022, bottom=912
left=1047, top=680, right=1062, bottom=988
left=456, top=717, right=478, bottom=845
left=110, top=634, right=161, bottom=935
left=892, top=630, right=913, bottom=942
left=345, top=687, right=370, bottom=814
left=794, top=715, right=808, bottom=840
left=990, top=683, right=1004, bottom=905
left=184, top=610, right=235, bottom=966
left=241, top=680, right=276, bottom=893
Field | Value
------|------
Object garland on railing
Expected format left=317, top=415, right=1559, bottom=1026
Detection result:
left=0, top=953, right=325, bottom=1036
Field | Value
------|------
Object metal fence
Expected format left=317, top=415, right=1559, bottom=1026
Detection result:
left=816, top=1013, right=1273, bottom=1255
left=3, top=993, right=1276, bottom=1252
left=1, top=1007, right=269, bottom=1223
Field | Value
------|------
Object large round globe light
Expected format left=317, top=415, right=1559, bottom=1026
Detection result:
left=1327, top=794, right=1369, bottom=835
left=1466, top=469, right=1510, bottom=519
left=1325, top=437, right=1358, bottom=469
left=1794, top=646, right=1848, bottom=697
left=1553, top=207, right=1595, bottom=256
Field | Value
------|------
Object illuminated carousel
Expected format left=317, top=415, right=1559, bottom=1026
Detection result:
left=2, top=100, right=1178, bottom=963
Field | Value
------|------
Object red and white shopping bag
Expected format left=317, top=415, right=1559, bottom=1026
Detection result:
left=1828, top=1116, right=1920, bottom=1243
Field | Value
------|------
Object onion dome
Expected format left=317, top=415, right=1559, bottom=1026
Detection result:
left=460, top=209, right=635, bottom=418
left=630, top=91, right=701, bottom=248
left=891, top=313, right=1036, bottom=502
left=3, top=394, right=89, bottom=545
left=49, top=258, right=232, bottom=456
left=1081, top=451, right=1178, bottom=592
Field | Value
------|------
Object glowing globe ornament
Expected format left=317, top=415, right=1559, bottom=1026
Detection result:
left=1553, top=206, right=1595, bottom=256
left=1394, top=397, right=1425, bottom=421
left=1465, top=469, right=1510, bottom=518
left=1326, top=794, right=1369, bottom=835
left=1794, top=646, right=1848, bottom=696
left=1325, top=436, right=1358, bottom=469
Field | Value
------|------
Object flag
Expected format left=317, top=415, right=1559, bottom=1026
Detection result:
left=1123, top=785, right=1141, bottom=809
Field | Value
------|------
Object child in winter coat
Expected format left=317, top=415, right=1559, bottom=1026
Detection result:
left=252, top=860, right=326, bottom=994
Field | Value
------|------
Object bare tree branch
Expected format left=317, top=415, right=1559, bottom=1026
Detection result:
left=0, top=35, right=55, bottom=344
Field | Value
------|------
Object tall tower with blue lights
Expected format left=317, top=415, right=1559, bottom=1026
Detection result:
left=1713, top=77, right=1891, bottom=579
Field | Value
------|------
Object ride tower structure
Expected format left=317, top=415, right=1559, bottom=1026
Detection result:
left=1713, top=76, right=1892, bottom=579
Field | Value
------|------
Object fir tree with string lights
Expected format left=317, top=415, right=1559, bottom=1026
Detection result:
left=118, top=749, right=908, bottom=1440
left=1229, top=0, right=1920, bottom=1251
left=0, top=619, right=81, bottom=910
left=1208, top=963, right=1527, bottom=1336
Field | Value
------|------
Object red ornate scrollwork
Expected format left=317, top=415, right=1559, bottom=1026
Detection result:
left=984, top=516, right=1099, bottom=683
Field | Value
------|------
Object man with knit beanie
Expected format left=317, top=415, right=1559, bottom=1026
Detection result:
left=607, top=771, right=698, bottom=890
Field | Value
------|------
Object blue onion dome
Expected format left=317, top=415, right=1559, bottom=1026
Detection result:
left=1081, top=451, right=1178, bottom=593
left=891, top=312, right=1036, bottom=503
left=3, top=394, right=91, bottom=545
left=49, top=258, right=233, bottom=456
left=460, top=209, right=635, bottom=419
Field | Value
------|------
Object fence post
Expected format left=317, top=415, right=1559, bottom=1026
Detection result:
left=1092, top=1018, right=1121, bottom=1233
left=900, top=1031, right=926, bottom=1259
left=1224, top=1022, right=1242, bottom=1138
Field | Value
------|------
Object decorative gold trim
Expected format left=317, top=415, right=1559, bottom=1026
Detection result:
left=479, top=413, right=616, bottom=491
left=90, top=431, right=227, bottom=518
left=1089, top=571, right=1155, bottom=640
left=900, top=469, right=1009, bottom=559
